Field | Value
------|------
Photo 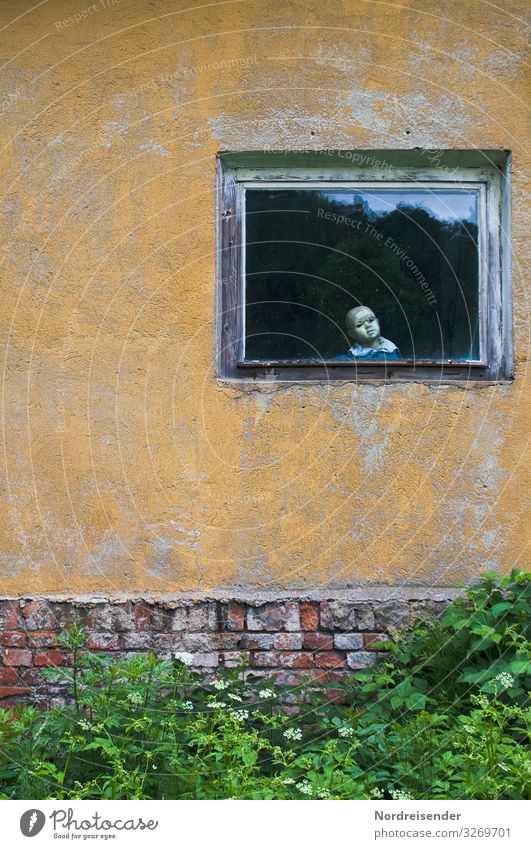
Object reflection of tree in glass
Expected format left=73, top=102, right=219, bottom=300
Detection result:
left=245, top=190, right=479, bottom=360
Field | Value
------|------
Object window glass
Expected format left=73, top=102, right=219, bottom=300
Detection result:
left=244, top=187, right=480, bottom=362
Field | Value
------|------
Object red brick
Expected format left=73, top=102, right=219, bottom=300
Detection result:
left=248, top=603, right=300, bottom=632
left=227, top=602, right=245, bottom=630
left=0, top=602, right=20, bottom=631
left=240, top=633, right=275, bottom=650
left=217, top=633, right=242, bottom=650
left=51, top=604, right=87, bottom=629
left=363, top=633, right=388, bottom=649
left=327, top=601, right=374, bottom=631
left=86, top=603, right=134, bottom=632
left=304, top=669, right=345, bottom=685
left=20, top=668, right=48, bottom=687
left=189, top=652, right=218, bottom=668
left=326, top=670, right=345, bottom=682
left=27, top=632, right=57, bottom=648
left=0, top=632, right=26, bottom=647
left=282, top=652, right=314, bottom=669
left=282, top=705, right=302, bottom=716
left=0, top=686, right=31, bottom=699
left=21, top=601, right=57, bottom=630
left=242, top=668, right=273, bottom=682
left=300, top=602, right=319, bottom=631
left=334, top=633, right=363, bottom=650
left=319, top=602, right=334, bottom=630
left=134, top=603, right=151, bottom=631
left=150, top=608, right=173, bottom=631
left=2, top=649, right=32, bottom=667
left=325, top=687, right=347, bottom=704
left=273, top=670, right=314, bottom=687
left=0, top=668, right=19, bottom=684
left=34, top=650, right=64, bottom=667
left=281, top=603, right=301, bottom=632
left=247, top=605, right=268, bottom=631
left=306, top=669, right=328, bottom=684
left=303, top=632, right=333, bottom=651
left=254, top=652, right=279, bottom=668
left=315, top=651, right=345, bottom=669
left=254, top=651, right=314, bottom=669
left=122, top=632, right=159, bottom=650
left=183, top=633, right=219, bottom=651
left=88, top=634, right=120, bottom=650
left=154, top=633, right=189, bottom=651
left=221, top=651, right=250, bottom=667
left=187, top=604, right=217, bottom=631
left=273, top=633, right=303, bottom=650
left=346, top=651, right=378, bottom=670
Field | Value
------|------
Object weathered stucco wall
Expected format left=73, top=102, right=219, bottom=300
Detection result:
left=0, top=0, right=529, bottom=598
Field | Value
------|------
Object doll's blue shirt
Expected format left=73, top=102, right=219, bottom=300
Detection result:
left=333, top=338, right=402, bottom=361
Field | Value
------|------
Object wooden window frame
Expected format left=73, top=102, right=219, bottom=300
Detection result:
left=216, top=150, right=511, bottom=383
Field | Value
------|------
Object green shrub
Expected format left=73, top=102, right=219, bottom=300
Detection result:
left=0, top=571, right=529, bottom=800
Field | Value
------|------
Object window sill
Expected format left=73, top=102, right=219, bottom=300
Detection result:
left=231, top=359, right=499, bottom=382
left=217, top=371, right=513, bottom=387
left=237, top=359, right=488, bottom=368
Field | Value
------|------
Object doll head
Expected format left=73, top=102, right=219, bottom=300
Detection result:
left=345, top=306, right=381, bottom=348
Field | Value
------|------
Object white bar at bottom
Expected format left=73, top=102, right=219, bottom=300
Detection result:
left=3, top=799, right=529, bottom=849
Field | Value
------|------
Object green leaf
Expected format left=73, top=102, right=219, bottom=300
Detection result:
left=405, top=693, right=427, bottom=711
left=394, top=681, right=413, bottom=698
left=470, top=636, right=498, bottom=651
left=490, top=601, right=513, bottom=618
left=458, top=668, right=491, bottom=683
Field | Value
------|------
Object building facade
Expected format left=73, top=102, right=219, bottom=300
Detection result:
left=0, top=0, right=529, bottom=702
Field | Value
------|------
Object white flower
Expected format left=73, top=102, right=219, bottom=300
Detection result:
left=209, top=700, right=227, bottom=709
left=462, top=724, right=475, bottom=734
left=495, top=672, right=515, bottom=689
left=259, top=688, right=274, bottom=699
left=213, top=679, right=230, bottom=691
left=182, top=701, right=193, bottom=711
left=231, top=709, right=249, bottom=722
left=127, top=691, right=143, bottom=706
left=78, top=719, right=92, bottom=731
left=337, top=724, right=354, bottom=738
left=227, top=693, right=242, bottom=702
left=283, top=727, right=303, bottom=741
left=370, top=787, right=384, bottom=799
left=296, top=780, right=313, bottom=796
left=316, top=788, right=331, bottom=799
left=390, top=789, right=413, bottom=800
left=281, top=777, right=295, bottom=785
left=174, top=651, right=194, bottom=666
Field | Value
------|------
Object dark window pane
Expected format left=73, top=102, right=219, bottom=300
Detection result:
left=244, top=188, right=480, bottom=361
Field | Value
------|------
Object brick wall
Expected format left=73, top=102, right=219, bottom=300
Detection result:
left=0, top=595, right=455, bottom=706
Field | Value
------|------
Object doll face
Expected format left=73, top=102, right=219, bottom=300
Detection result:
left=347, top=308, right=381, bottom=346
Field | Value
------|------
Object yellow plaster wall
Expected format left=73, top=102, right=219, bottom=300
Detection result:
left=0, top=0, right=529, bottom=596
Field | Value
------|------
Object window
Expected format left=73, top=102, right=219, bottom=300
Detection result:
left=217, top=150, right=511, bottom=381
